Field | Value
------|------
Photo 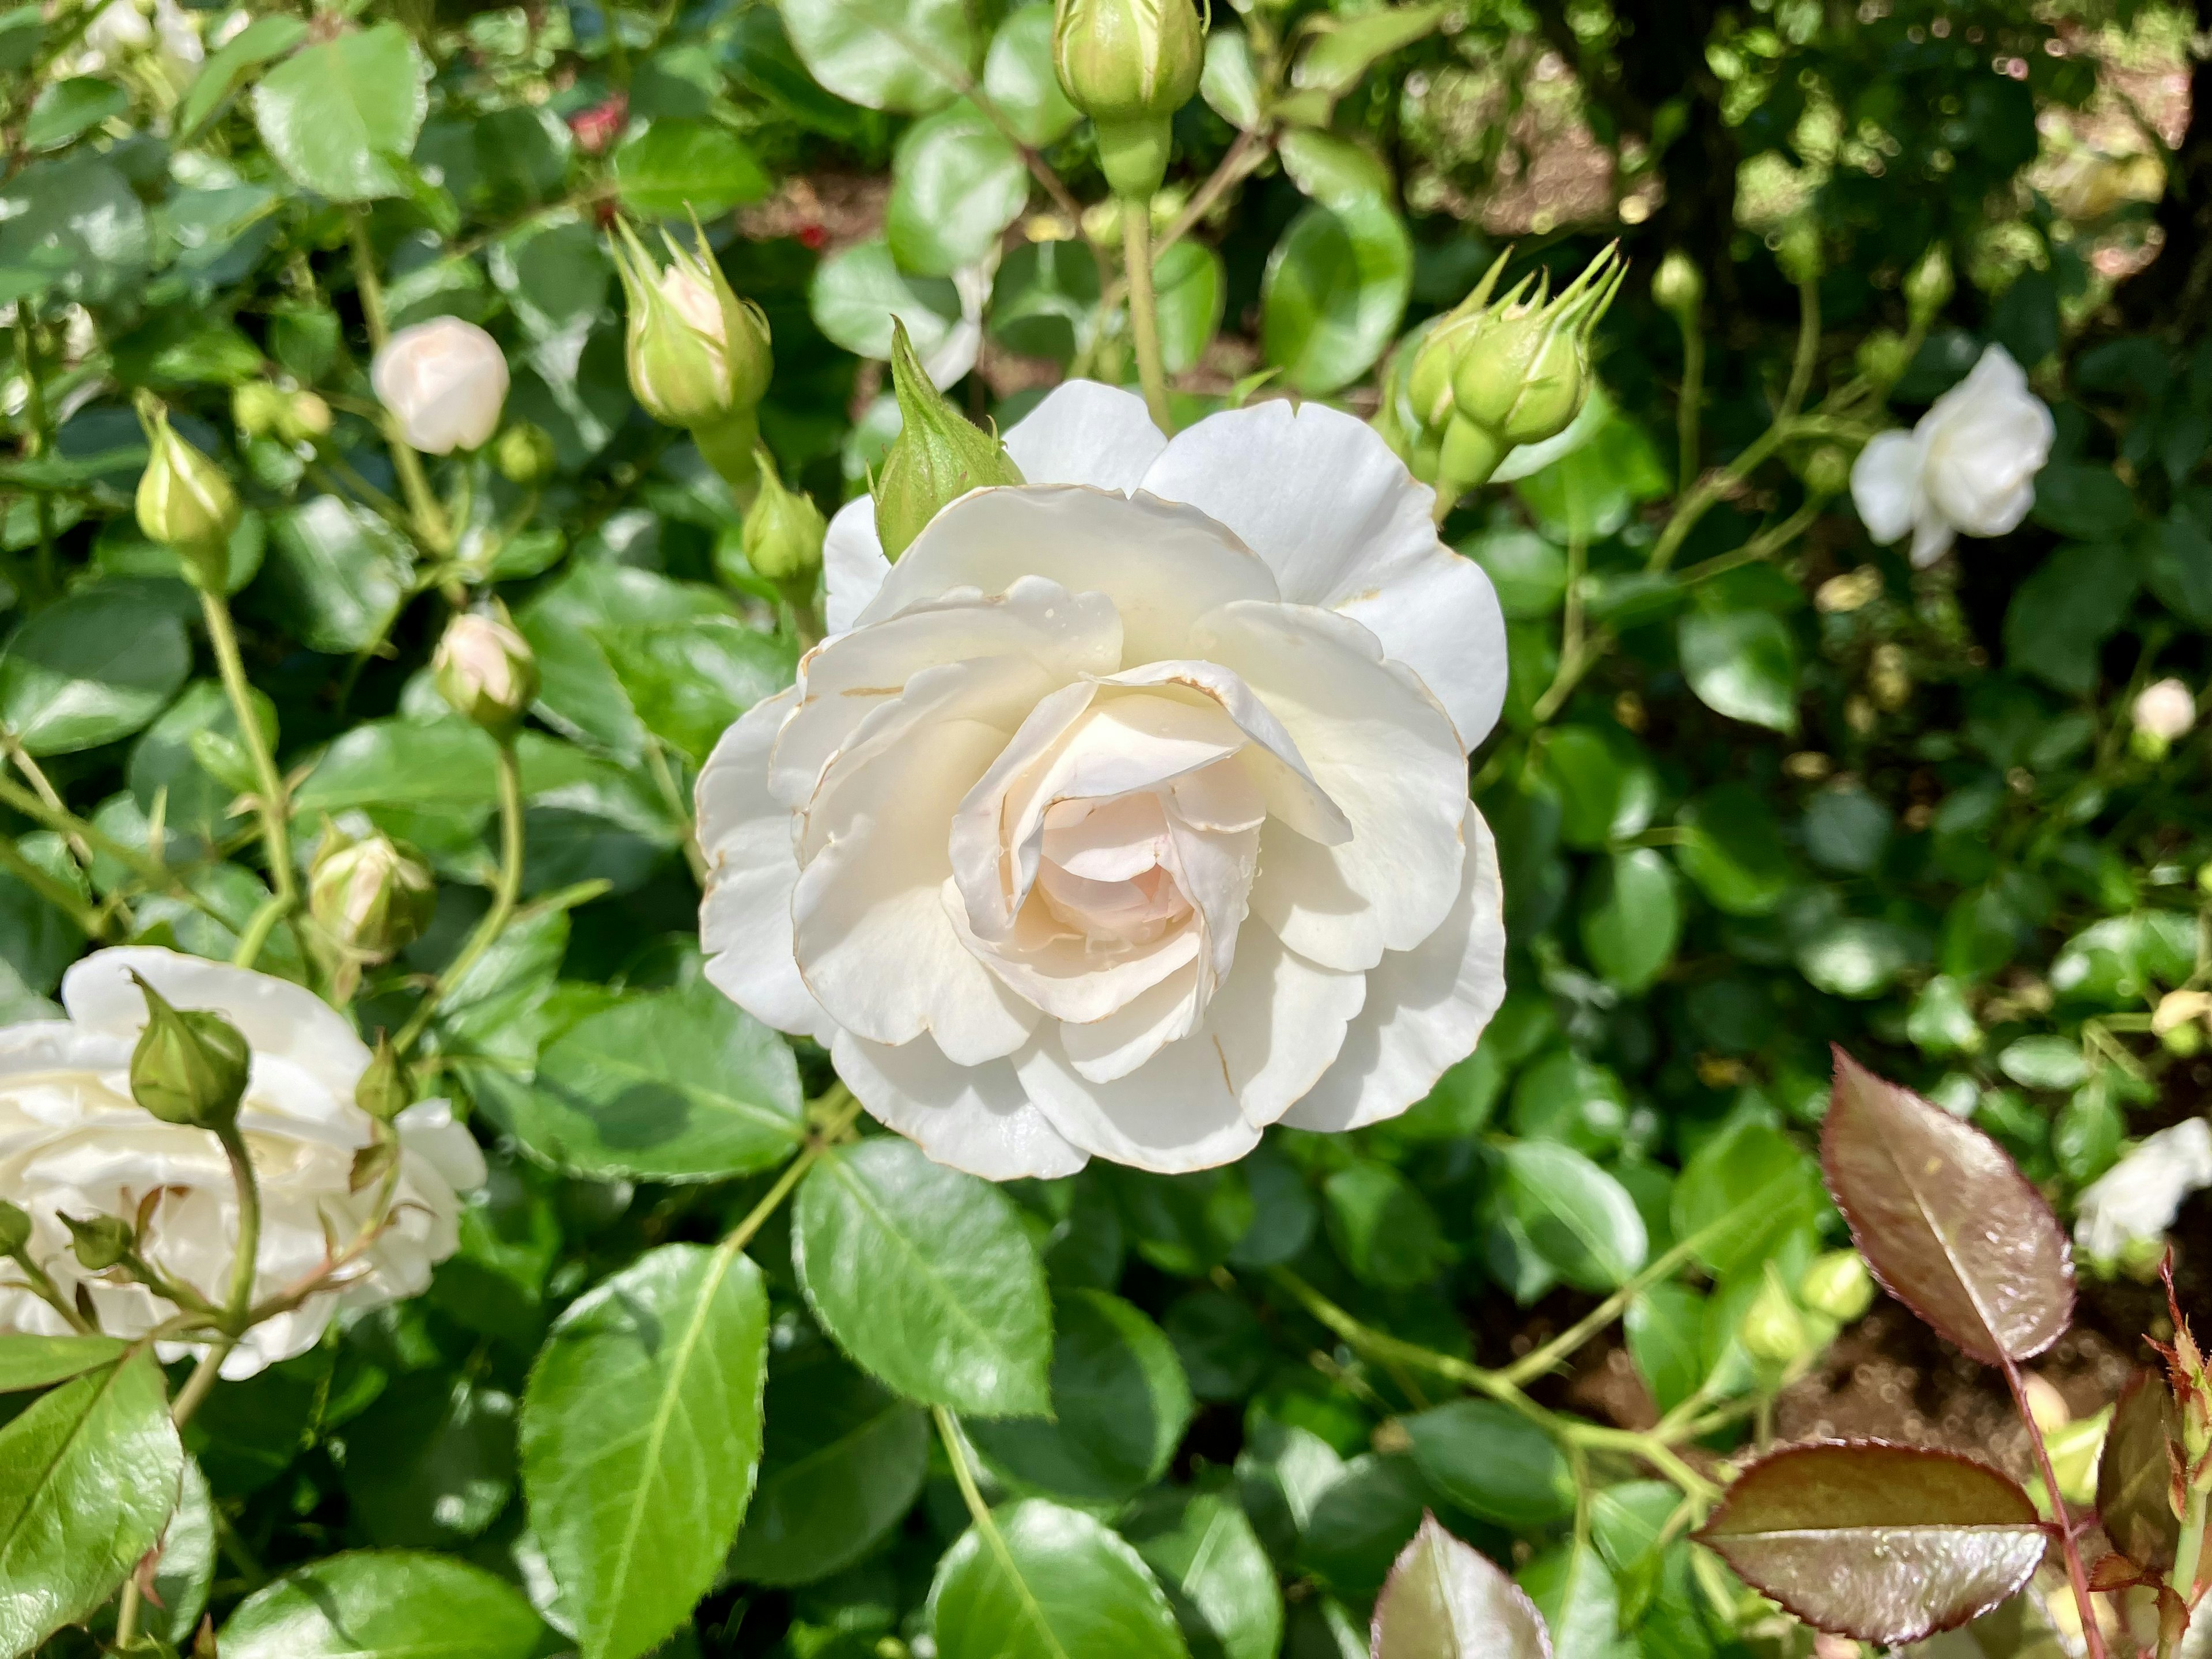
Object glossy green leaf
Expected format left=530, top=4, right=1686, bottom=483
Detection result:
left=177, top=13, right=309, bottom=139
left=781, top=0, right=977, bottom=112
left=968, top=1290, right=1191, bottom=1502
left=0, top=581, right=190, bottom=756
left=794, top=1136, right=1053, bottom=1416
left=341, top=1373, right=516, bottom=1548
left=520, top=1241, right=770, bottom=1659
left=0, top=153, right=147, bottom=307
left=218, top=1551, right=546, bottom=1659
left=1373, top=1513, right=1553, bottom=1659
left=1502, top=1140, right=1648, bottom=1291
left=1625, top=1283, right=1706, bottom=1414
left=2096, top=1368, right=2181, bottom=1571
left=613, top=119, right=771, bottom=217
left=1822, top=1049, right=2073, bottom=1364
left=1511, top=412, right=1668, bottom=543
left=258, top=496, right=413, bottom=656
left=253, top=22, right=427, bottom=200
left=1402, top=1399, right=1575, bottom=1529
left=930, top=1498, right=1192, bottom=1659
left=1322, top=1159, right=1446, bottom=1287
left=1124, top=1486, right=1283, bottom=1659
left=0, top=1334, right=128, bottom=1392
left=1671, top=1120, right=1821, bottom=1279
left=1260, top=145, right=1410, bottom=396
left=24, top=77, right=127, bottom=151
left=1678, top=607, right=1798, bottom=732
left=983, top=5, right=1078, bottom=143
left=1580, top=848, right=1681, bottom=993
left=1299, top=1453, right=1431, bottom=1598
left=1517, top=1539, right=1616, bottom=1659
left=887, top=101, right=1029, bottom=278
left=0, top=1350, right=183, bottom=1659
left=810, top=236, right=970, bottom=363
left=1154, top=240, right=1226, bottom=376
left=1695, top=1441, right=2046, bottom=1645
left=1675, top=785, right=1792, bottom=916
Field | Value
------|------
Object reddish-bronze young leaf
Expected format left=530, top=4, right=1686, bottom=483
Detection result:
left=1695, top=1441, right=2049, bottom=1645
left=1372, top=1512, right=1552, bottom=1659
left=2099, top=1369, right=2183, bottom=1573
left=1821, top=1048, right=2074, bottom=1364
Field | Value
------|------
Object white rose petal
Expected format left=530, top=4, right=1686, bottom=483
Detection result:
left=0, top=948, right=484, bottom=1378
left=698, top=382, right=1509, bottom=1178
left=1849, top=344, right=2054, bottom=567
left=2134, top=677, right=2197, bottom=743
left=372, top=317, right=510, bottom=455
left=2073, top=1116, right=2212, bottom=1262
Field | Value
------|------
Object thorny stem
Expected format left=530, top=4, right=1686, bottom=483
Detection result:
left=200, top=588, right=298, bottom=960
left=1123, top=206, right=1174, bottom=434
left=396, top=740, right=525, bottom=1054
left=347, top=210, right=453, bottom=554
left=2002, top=1355, right=2111, bottom=1659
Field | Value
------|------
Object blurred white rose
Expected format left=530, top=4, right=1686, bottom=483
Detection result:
left=372, top=317, right=509, bottom=454
left=2073, top=1116, right=2212, bottom=1264
left=0, top=948, right=485, bottom=1378
left=1850, top=344, right=2055, bottom=567
left=2133, top=677, right=2196, bottom=743
left=76, top=0, right=200, bottom=78
left=698, top=382, right=1508, bottom=1179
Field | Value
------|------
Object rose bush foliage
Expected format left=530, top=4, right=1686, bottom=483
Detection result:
left=1, top=0, right=2210, bottom=1656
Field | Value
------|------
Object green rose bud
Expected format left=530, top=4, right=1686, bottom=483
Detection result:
left=1739, top=1266, right=1810, bottom=1366
left=433, top=608, right=539, bottom=734
left=1802, top=445, right=1851, bottom=498
left=0, top=1198, right=31, bottom=1257
left=231, top=382, right=287, bottom=439
left=494, top=421, right=558, bottom=487
left=1797, top=1249, right=1876, bottom=1323
left=136, top=406, right=241, bottom=592
left=610, top=217, right=773, bottom=432
left=355, top=1032, right=412, bottom=1124
left=1652, top=250, right=1703, bottom=320
left=1904, top=245, right=1954, bottom=328
left=1775, top=219, right=1823, bottom=285
left=1855, top=328, right=1913, bottom=388
left=128, top=972, right=251, bottom=1132
left=740, top=447, right=828, bottom=585
left=1053, top=0, right=1203, bottom=199
left=62, top=1213, right=133, bottom=1272
left=310, top=824, right=437, bottom=964
left=279, top=390, right=333, bottom=444
left=874, top=317, right=1024, bottom=559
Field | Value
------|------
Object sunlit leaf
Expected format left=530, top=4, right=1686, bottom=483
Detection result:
left=1372, top=1512, right=1552, bottom=1659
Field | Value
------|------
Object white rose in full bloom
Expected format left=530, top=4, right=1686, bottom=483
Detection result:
left=0, top=948, right=486, bottom=1378
left=2133, top=677, right=2196, bottom=743
left=696, top=383, right=1509, bottom=1178
left=1850, top=344, right=2055, bottom=567
left=372, top=317, right=510, bottom=455
left=2073, top=1116, right=2212, bottom=1263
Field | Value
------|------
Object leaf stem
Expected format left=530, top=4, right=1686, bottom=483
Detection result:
left=724, top=1086, right=863, bottom=1255
left=396, top=738, right=525, bottom=1054
left=199, top=588, right=297, bottom=956
left=2166, top=1482, right=2207, bottom=1659
left=2002, top=1354, right=2111, bottom=1659
left=1675, top=310, right=1704, bottom=494
left=1123, top=204, right=1174, bottom=434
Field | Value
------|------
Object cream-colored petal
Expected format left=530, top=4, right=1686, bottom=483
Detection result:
left=823, top=494, right=891, bottom=635
left=1002, top=379, right=1168, bottom=490
left=1056, top=965, right=1203, bottom=1084
left=696, top=688, right=836, bottom=1042
left=1017, top=1028, right=1263, bottom=1173
left=855, top=485, right=1279, bottom=664
left=1849, top=430, right=1923, bottom=547
left=831, top=1029, right=1087, bottom=1179
left=1281, top=804, right=1506, bottom=1132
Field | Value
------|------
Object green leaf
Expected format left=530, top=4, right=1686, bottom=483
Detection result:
left=149, top=1459, right=217, bottom=1647
left=1580, top=849, right=1681, bottom=993
left=1694, top=1441, right=2046, bottom=1646
left=218, top=1551, right=547, bottom=1659
left=0, top=582, right=190, bottom=756
left=1373, top=1513, right=1553, bottom=1659
left=726, top=1338, right=929, bottom=1586
left=177, top=13, right=309, bottom=139
left=1154, top=239, right=1226, bottom=377
left=0, top=1334, right=128, bottom=1393
left=794, top=1136, right=1053, bottom=1417
left=613, top=119, right=771, bottom=218
left=0, top=1350, right=184, bottom=1659
left=929, top=1498, right=1192, bottom=1659
left=1468, top=528, right=1569, bottom=620
left=23, top=77, right=127, bottom=151
left=781, top=0, right=978, bottom=112
left=1403, top=1399, right=1575, bottom=1529
left=1123, top=1487, right=1283, bottom=1659
left=257, top=497, right=413, bottom=656
left=1321, top=1160, right=1446, bottom=1288
left=983, top=5, right=1078, bottom=145
left=252, top=22, right=428, bottom=202
left=521, top=1241, right=771, bottom=1659
left=1678, top=607, right=1798, bottom=732
left=2096, top=1368, right=2180, bottom=1572
left=0, top=153, right=147, bottom=308
left=968, top=1290, right=1194, bottom=1503
left=1998, top=1034, right=2088, bottom=1090
left=1625, top=1284, right=1706, bottom=1414
left=809, top=236, right=970, bottom=364
left=1671, top=1120, right=1820, bottom=1280
left=2051, top=911, right=2195, bottom=1005
left=1260, top=197, right=1411, bottom=396
left=1674, top=785, right=1792, bottom=916
left=1823, top=1050, right=2072, bottom=1365
left=1299, top=1453, right=1431, bottom=1598
left=341, top=1373, right=516, bottom=1548
left=888, top=101, right=1029, bottom=278
left=1200, top=30, right=1262, bottom=130
left=1502, top=1141, right=1647, bottom=1291
left=1802, top=785, right=1892, bottom=874
left=489, top=979, right=803, bottom=1182
left=1517, top=1540, right=1615, bottom=1659
left=1511, top=411, right=1668, bottom=543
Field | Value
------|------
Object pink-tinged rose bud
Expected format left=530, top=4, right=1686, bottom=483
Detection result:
left=568, top=90, right=627, bottom=154
left=371, top=317, right=510, bottom=455
left=2133, top=677, right=2196, bottom=744
left=433, top=609, right=538, bottom=733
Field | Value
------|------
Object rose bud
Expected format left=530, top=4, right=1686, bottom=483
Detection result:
left=136, top=407, right=241, bottom=592
left=1052, top=0, right=1203, bottom=200
left=310, top=824, right=437, bottom=964
left=1797, top=1249, right=1875, bottom=1323
left=0, top=1198, right=30, bottom=1259
left=355, top=1032, right=412, bottom=1124
left=609, top=216, right=773, bottom=488
left=62, top=1213, right=134, bottom=1272
left=494, top=421, right=558, bottom=486
left=434, top=608, right=539, bottom=734
left=371, top=317, right=510, bottom=454
left=740, top=446, right=828, bottom=585
left=2131, top=676, right=2196, bottom=762
left=873, top=317, right=1024, bottom=559
left=127, top=972, right=252, bottom=1132
left=231, top=381, right=287, bottom=439
left=278, top=390, right=332, bottom=444
left=1738, top=1266, right=1810, bottom=1366
left=1652, top=249, right=1703, bottom=320
left=1903, top=244, right=1955, bottom=327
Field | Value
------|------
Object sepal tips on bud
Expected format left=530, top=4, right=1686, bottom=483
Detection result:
left=0, top=1198, right=30, bottom=1257
left=741, top=447, right=828, bottom=585
left=135, top=404, right=241, bottom=592
left=128, top=971, right=251, bottom=1132
left=873, top=318, right=1024, bottom=559
left=433, top=607, right=539, bottom=734
left=62, top=1212, right=134, bottom=1272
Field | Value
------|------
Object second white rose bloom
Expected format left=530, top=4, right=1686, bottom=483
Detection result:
left=1850, top=344, right=2055, bottom=567
left=697, top=382, right=1509, bottom=1179
left=0, top=948, right=485, bottom=1378
left=372, top=317, right=510, bottom=454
